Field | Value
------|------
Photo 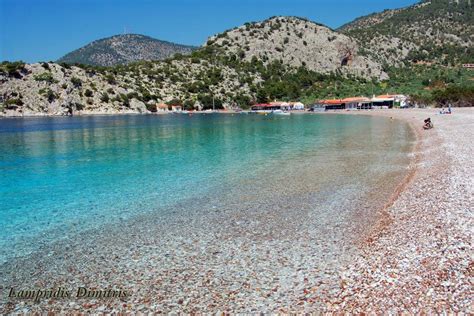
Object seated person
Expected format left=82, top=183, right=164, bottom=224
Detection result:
left=424, top=117, right=432, bottom=129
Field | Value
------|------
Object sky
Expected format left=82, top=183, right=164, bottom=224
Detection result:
left=0, top=0, right=419, bottom=63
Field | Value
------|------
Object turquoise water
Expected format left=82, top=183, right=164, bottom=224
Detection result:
left=0, top=114, right=414, bottom=263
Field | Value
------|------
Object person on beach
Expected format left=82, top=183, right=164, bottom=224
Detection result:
left=423, top=117, right=433, bottom=129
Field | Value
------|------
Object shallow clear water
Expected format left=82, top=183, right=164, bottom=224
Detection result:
left=0, top=113, right=414, bottom=263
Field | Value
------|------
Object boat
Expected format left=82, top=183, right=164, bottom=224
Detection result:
left=271, top=110, right=291, bottom=116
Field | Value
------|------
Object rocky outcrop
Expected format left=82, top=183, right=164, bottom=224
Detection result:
left=206, top=16, right=388, bottom=80
left=0, top=60, right=259, bottom=117
left=1, top=63, right=137, bottom=116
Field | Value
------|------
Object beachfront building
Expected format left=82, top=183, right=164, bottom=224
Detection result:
left=371, top=95, right=395, bottom=109
left=171, top=105, right=183, bottom=112
left=251, top=101, right=306, bottom=112
left=312, top=95, right=407, bottom=111
left=311, top=97, right=371, bottom=111
left=342, top=97, right=372, bottom=110
left=251, top=103, right=285, bottom=112
left=322, top=99, right=345, bottom=110
left=290, top=102, right=305, bottom=110
left=393, top=95, right=409, bottom=108
left=156, top=103, right=169, bottom=112
left=372, top=95, right=408, bottom=108
left=266, top=101, right=305, bottom=111
left=268, top=102, right=292, bottom=111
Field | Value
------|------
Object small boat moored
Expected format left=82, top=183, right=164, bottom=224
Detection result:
left=271, top=110, right=291, bottom=116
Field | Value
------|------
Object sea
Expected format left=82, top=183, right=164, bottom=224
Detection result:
left=0, top=113, right=414, bottom=265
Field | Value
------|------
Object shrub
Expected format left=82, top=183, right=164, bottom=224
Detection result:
left=84, top=89, right=93, bottom=97
left=1, top=61, right=26, bottom=78
left=166, top=98, right=183, bottom=106
left=119, top=93, right=130, bottom=107
left=34, top=72, right=57, bottom=83
left=127, top=92, right=139, bottom=100
left=105, top=74, right=116, bottom=85
left=59, top=62, right=71, bottom=69
left=100, top=92, right=109, bottom=103
left=71, top=77, right=82, bottom=87
left=39, top=88, right=58, bottom=102
left=75, top=103, right=85, bottom=111
left=146, top=103, right=157, bottom=112
left=4, top=98, right=24, bottom=108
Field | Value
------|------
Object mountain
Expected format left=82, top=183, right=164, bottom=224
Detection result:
left=1, top=11, right=472, bottom=117
left=338, top=0, right=474, bottom=66
left=57, top=34, right=197, bottom=66
left=206, top=16, right=388, bottom=80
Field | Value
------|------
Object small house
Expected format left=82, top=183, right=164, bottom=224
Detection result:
left=341, top=97, right=372, bottom=110
left=156, top=103, right=169, bottom=112
left=291, top=102, right=305, bottom=110
left=171, top=105, right=182, bottom=112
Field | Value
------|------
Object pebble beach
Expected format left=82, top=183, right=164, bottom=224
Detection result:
left=0, top=108, right=472, bottom=314
left=325, top=108, right=473, bottom=313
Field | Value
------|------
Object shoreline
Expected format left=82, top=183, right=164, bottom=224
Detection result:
left=0, top=110, right=243, bottom=118
left=0, top=109, right=471, bottom=313
left=332, top=110, right=424, bottom=246
left=323, top=108, right=473, bottom=312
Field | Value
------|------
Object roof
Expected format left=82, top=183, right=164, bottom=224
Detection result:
left=157, top=103, right=168, bottom=108
left=342, top=97, right=371, bottom=103
left=318, top=99, right=344, bottom=105
left=252, top=104, right=275, bottom=107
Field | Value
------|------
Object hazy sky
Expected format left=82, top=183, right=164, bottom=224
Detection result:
left=0, top=0, right=418, bottom=63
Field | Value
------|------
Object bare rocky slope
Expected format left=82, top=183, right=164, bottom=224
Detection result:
left=206, top=16, right=387, bottom=80
left=0, top=60, right=259, bottom=116
left=57, top=34, right=197, bottom=66
left=338, top=0, right=473, bottom=66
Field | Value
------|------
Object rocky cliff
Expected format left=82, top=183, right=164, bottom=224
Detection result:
left=206, top=16, right=388, bottom=80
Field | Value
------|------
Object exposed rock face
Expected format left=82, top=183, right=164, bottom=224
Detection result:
left=339, top=0, right=474, bottom=66
left=206, top=16, right=388, bottom=80
left=0, top=60, right=260, bottom=117
left=0, top=63, right=140, bottom=116
left=57, top=34, right=197, bottom=66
